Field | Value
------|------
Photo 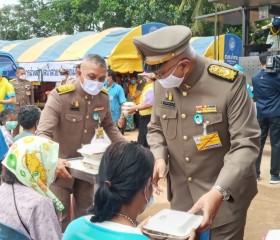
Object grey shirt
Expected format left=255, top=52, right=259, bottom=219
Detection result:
left=0, top=183, right=61, bottom=240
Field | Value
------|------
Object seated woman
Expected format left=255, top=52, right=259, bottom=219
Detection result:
left=0, top=136, right=63, bottom=240
left=14, top=105, right=41, bottom=142
left=63, top=141, right=154, bottom=239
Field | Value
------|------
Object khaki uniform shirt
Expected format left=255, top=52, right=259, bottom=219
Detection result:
left=147, top=55, right=260, bottom=227
left=10, top=78, right=34, bottom=111
left=55, top=78, right=76, bottom=88
left=37, top=79, right=125, bottom=159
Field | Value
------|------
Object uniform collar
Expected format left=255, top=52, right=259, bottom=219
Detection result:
left=179, top=54, right=205, bottom=90
left=74, top=79, right=94, bottom=100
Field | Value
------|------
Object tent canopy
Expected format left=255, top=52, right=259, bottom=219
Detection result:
left=0, top=24, right=242, bottom=79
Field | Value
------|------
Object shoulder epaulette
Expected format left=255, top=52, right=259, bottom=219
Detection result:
left=101, top=87, right=108, bottom=95
left=208, top=64, right=238, bottom=82
left=9, top=78, right=16, bottom=82
left=56, top=83, right=75, bottom=95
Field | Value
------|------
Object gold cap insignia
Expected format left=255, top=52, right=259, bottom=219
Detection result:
left=208, top=64, right=238, bottom=82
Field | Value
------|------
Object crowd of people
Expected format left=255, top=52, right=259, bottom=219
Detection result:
left=0, top=24, right=278, bottom=240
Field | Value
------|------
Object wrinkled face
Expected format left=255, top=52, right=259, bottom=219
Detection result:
left=80, top=61, right=106, bottom=84
left=16, top=69, right=26, bottom=78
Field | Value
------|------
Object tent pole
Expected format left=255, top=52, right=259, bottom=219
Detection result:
left=214, top=3, right=218, bottom=60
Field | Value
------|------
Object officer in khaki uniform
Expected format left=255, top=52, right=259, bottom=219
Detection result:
left=10, top=67, right=34, bottom=111
left=133, top=26, right=260, bottom=239
left=10, top=67, right=34, bottom=135
left=37, top=54, right=125, bottom=231
left=55, top=67, right=75, bottom=87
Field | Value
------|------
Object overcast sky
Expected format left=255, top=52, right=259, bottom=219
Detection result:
left=0, top=0, right=18, bottom=7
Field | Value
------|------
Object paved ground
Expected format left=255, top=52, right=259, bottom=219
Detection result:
left=124, top=130, right=280, bottom=239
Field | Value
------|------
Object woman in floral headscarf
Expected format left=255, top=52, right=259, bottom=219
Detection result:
left=0, top=136, right=63, bottom=240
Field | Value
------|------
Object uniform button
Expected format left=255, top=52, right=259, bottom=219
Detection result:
left=84, top=129, right=87, bottom=133
left=72, top=119, right=76, bottom=122
left=185, top=157, right=190, bottom=162
left=85, top=95, right=88, bottom=99
left=162, top=114, right=167, bottom=119
left=181, top=114, right=187, bottom=119
left=86, top=115, right=89, bottom=119
left=205, top=120, right=210, bottom=125
left=182, top=91, right=187, bottom=97
left=183, top=136, right=188, bottom=141
left=88, top=101, right=91, bottom=105
left=188, top=177, right=193, bottom=182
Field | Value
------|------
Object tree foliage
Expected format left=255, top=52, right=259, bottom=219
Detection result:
left=0, top=0, right=243, bottom=40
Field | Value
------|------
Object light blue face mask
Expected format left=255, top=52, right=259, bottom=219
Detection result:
left=5, top=121, right=18, bottom=131
left=104, top=79, right=109, bottom=87
left=130, top=80, right=136, bottom=85
left=144, top=185, right=154, bottom=208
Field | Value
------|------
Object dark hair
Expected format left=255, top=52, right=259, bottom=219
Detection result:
left=18, top=105, right=41, bottom=130
left=0, top=109, right=17, bottom=125
left=259, top=51, right=271, bottom=65
left=16, top=67, right=25, bottom=71
left=1, top=167, right=20, bottom=184
left=89, top=141, right=154, bottom=223
left=107, top=69, right=116, bottom=82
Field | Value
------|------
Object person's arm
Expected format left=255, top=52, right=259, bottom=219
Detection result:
left=36, top=90, right=61, bottom=139
left=1, top=83, right=16, bottom=105
left=146, top=84, right=168, bottom=188
left=101, top=96, right=126, bottom=143
left=28, top=198, right=62, bottom=240
left=0, top=96, right=16, bottom=105
left=189, top=73, right=260, bottom=231
left=129, top=89, right=153, bottom=114
left=30, top=82, right=35, bottom=105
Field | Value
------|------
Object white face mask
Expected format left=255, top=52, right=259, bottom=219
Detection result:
left=158, top=64, right=184, bottom=89
left=81, top=74, right=104, bottom=96
left=19, top=75, right=26, bottom=80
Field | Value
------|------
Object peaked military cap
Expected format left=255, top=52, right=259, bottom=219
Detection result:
left=133, top=25, right=192, bottom=72
left=59, top=67, right=69, bottom=75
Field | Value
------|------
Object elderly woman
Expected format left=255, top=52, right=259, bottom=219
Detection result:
left=0, top=136, right=63, bottom=240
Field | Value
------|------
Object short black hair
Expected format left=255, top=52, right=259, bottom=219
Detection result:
left=259, top=51, right=271, bottom=65
left=16, top=67, right=25, bottom=71
left=18, top=105, right=41, bottom=130
left=107, top=69, right=116, bottom=82
left=0, top=109, right=17, bottom=125
left=89, top=141, right=154, bottom=223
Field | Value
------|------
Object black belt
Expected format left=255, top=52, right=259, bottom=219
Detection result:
left=139, top=114, right=151, bottom=119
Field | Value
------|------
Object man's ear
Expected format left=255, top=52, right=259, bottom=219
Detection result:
left=179, top=59, right=191, bottom=74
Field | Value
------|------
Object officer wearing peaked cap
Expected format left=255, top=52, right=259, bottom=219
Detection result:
left=55, top=67, right=75, bottom=87
left=133, top=25, right=260, bottom=239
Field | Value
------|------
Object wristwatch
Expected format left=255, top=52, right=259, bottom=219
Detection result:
left=213, top=185, right=230, bottom=201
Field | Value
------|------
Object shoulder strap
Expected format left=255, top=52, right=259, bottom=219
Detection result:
left=12, top=184, right=31, bottom=238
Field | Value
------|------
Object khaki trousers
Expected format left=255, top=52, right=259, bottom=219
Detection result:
left=50, top=179, right=94, bottom=232
left=208, top=211, right=247, bottom=240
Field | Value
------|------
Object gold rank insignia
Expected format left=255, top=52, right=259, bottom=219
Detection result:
left=56, top=83, right=75, bottom=95
left=208, top=64, right=238, bottom=82
left=101, top=87, right=108, bottom=95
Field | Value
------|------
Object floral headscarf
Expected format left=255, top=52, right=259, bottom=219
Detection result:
left=2, top=136, right=64, bottom=211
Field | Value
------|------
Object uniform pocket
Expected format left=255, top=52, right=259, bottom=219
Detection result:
left=193, top=112, right=223, bottom=134
left=156, top=107, right=178, bottom=140
left=65, top=114, right=83, bottom=123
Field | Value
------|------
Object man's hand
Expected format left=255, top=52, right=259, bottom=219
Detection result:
left=56, top=159, right=72, bottom=179
left=153, top=158, right=166, bottom=195
left=188, top=188, right=223, bottom=232
left=128, top=105, right=137, bottom=115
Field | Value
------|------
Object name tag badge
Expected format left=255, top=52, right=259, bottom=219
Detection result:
left=196, top=104, right=217, bottom=113
left=193, top=131, right=222, bottom=151
left=95, top=127, right=104, bottom=139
